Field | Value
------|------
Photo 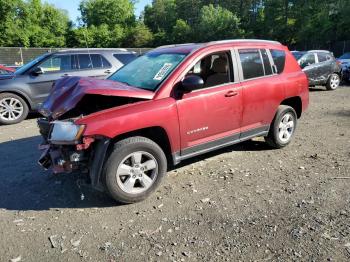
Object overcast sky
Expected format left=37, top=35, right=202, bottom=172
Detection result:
left=44, top=0, right=152, bottom=23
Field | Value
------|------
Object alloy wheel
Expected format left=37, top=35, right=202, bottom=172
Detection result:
left=0, top=97, right=24, bottom=121
left=278, top=113, right=295, bottom=143
left=116, top=151, right=158, bottom=194
left=330, top=74, right=340, bottom=89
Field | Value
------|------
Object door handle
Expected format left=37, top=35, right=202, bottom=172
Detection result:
left=104, top=69, right=112, bottom=74
left=61, top=73, right=71, bottom=77
left=225, top=90, right=238, bottom=97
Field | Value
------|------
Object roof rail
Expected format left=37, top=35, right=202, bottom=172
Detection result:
left=207, top=39, right=282, bottom=45
left=56, top=48, right=129, bottom=52
left=155, top=43, right=197, bottom=49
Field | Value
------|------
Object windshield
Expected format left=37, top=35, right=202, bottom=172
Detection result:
left=15, top=53, right=51, bottom=75
left=339, top=53, right=350, bottom=59
left=108, top=52, right=187, bottom=91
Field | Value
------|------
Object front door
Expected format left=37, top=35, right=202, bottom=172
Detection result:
left=27, top=54, right=75, bottom=106
left=176, top=51, right=242, bottom=157
left=299, top=52, right=318, bottom=85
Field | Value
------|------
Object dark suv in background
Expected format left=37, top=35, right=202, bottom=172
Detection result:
left=292, top=50, right=341, bottom=90
left=0, top=49, right=136, bottom=125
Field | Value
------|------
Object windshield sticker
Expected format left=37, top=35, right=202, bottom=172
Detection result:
left=153, top=63, right=172, bottom=81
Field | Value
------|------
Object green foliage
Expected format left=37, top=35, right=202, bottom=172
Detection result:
left=196, top=4, right=244, bottom=42
left=0, top=0, right=349, bottom=49
left=79, top=0, right=134, bottom=28
left=124, top=22, right=154, bottom=47
left=144, top=0, right=177, bottom=34
left=171, top=19, right=191, bottom=43
left=0, top=0, right=70, bottom=47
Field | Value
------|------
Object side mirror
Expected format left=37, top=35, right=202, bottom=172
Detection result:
left=31, top=67, right=44, bottom=76
left=180, top=75, right=204, bottom=92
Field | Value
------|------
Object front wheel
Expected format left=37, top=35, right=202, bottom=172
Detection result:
left=326, top=73, right=340, bottom=90
left=103, top=136, right=167, bottom=204
left=0, top=93, right=29, bottom=125
left=265, top=105, right=297, bottom=149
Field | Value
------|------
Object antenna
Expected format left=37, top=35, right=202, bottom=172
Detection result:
left=83, top=25, right=93, bottom=69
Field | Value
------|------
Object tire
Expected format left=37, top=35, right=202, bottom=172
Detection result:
left=0, top=93, right=29, bottom=125
left=326, top=73, right=340, bottom=90
left=265, top=105, right=297, bottom=149
left=103, top=136, right=167, bottom=204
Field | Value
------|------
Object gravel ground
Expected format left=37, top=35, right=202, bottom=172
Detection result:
left=0, top=86, right=349, bottom=262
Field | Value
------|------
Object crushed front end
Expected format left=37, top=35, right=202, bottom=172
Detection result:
left=37, top=118, right=92, bottom=174
left=36, top=76, right=153, bottom=189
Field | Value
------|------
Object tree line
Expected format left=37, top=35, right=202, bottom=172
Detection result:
left=0, top=0, right=349, bottom=49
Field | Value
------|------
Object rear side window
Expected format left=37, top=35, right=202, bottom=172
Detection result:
left=77, top=54, right=111, bottom=69
left=114, top=53, right=137, bottom=65
left=238, top=49, right=264, bottom=80
left=260, top=49, right=273, bottom=75
left=317, top=52, right=332, bottom=62
left=270, top=49, right=286, bottom=74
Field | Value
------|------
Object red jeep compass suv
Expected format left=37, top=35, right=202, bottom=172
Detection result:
left=38, top=39, right=309, bottom=203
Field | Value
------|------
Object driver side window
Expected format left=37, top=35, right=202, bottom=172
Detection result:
left=38, top=55, right=73, bottom=73
left=185, top=51, right=232, bottom=89
left=299, top=53, right=315, bottom=68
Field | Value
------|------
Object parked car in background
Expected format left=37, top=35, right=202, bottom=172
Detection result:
left=0, top=48, right=137, bottom=125
left=37, top=39, right=309, bottom=204
left=0, top=65, right=15, bottom=75
left=292, top=50, right=341, bottom=90
left=337, top=52, right=350, bottom=83
left=291, top=51, right=306, bottom=60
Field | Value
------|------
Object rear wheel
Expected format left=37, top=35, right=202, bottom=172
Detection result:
left=103, top=136, right=167, bottom=204
left=326, top=73, right=340, bottom=90
left=0, top=93, right=29, bottom=125
left=265, top=105, right=297, bottom=149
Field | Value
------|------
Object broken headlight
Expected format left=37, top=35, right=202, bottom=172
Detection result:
left=49, top=121, right=85, bottom=143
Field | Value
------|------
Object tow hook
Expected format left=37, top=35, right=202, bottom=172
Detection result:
left=76, top=137, right=95, bottom=151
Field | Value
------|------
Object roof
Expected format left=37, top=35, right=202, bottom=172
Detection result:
left=307, top=50, right=331, bottom=53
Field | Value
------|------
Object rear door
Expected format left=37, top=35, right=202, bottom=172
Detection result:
left=316, top=52, right=334, bottom=83
left=237, top=48, right=285, bottom=136
left=74, top=54, right=114, bottom=79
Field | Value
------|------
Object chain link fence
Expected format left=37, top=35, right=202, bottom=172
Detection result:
left=1, top=41, right=349, bottom=66
left=0, top=47, right=151, bottom=66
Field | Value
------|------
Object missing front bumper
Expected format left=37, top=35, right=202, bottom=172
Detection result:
left=38, top=145, right=86, bottom=174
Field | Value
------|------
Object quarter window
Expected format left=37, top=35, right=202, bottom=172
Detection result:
left=238, top=49, right=264, bottom=80
left=39, top=55, right=73, bottom=72
left=77, top=54, right=111, bottom=69
left=270, top=49, right=286, bottom=74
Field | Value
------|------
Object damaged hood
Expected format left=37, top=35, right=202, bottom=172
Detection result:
left=40, top=76, right=154, bottom=119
